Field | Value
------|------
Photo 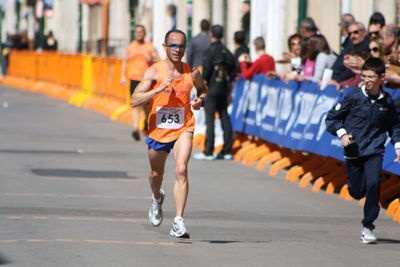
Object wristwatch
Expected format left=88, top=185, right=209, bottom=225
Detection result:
left=199, top=97, right=206, bottom=107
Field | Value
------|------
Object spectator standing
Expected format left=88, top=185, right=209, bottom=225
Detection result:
left=14, top=33, right=29, bottom=50
left=241, top=0, right=251, bottom=44
left=187, top=19, right=211, bottom=69
left=1, top=42, right=10, bottom=75
left=131, top=29, right=208, bottom=238
left=299, top=17, right=319, bottom=39
left=268, top=33, right=302, bottom=80
left=43, top=31, right=58, bottom=51
left=280, top=33, right=302, bottom=65
left=239, top=36, right=275, bottom=80
left=384, top=37, right=400, bottom=87
left=340, top=49, right=370, bottom=87
left=233, top=30, right=249, bottom=75
left=379, top=24, right=400, bottom=87
left=340, top=38, right=384, bottom=79
left=367, top=12, right=385, bottom=40
left=369, top=38, right=384, bottom=59
left=285, top=35, right=336, bottom=82
left=298, top=17, right=319, bottom=72
left=193, top=25, right=236, bottom=161
left=121, top=25, right=160, bottom=141
left=326, top=57, right=400, bottom=244
left=303, top=35, right=336, bottom=81
left=167, top=4, right=177, bottom=30
left=369, top=12, right=386, bottom=29
left=368, top=23, right=382, bottom=40
left=339, top=13, right=355, bottom=52
left=379, top=24, right=400, bottom=56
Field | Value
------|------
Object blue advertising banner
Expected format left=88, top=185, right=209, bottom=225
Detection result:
left=230, top=77, right=400, bottom=175
left=260, top=79, right=296, bottom=144
left=230, top=78, right=248, bottom=133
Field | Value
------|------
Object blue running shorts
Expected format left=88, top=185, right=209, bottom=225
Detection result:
left=145, top=136, right=177, bottom=153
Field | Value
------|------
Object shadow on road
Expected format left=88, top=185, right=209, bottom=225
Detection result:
left=31, top=168, right=136, bottom=179
left=377, top=238, right=400, bottom=244
left=0, top=252, right=11, bottom=265
left=177, top=239, right=273, bottom=245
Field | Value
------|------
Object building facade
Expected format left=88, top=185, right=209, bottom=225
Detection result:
left=1, top=0, right=399, bottom=63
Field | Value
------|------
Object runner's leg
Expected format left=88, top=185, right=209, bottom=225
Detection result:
left=172, top=131, right=193, bottom=217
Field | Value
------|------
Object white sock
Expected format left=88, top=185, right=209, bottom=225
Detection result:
left=152, top=194, right=161, bottom=204
left=174, top=216, right=183, bottom=222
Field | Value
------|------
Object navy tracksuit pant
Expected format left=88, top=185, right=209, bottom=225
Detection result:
left=345, top=154, right=383, bottom=230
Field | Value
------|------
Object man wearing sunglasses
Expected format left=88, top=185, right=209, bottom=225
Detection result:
left=131, top=29, right=208, bottom=239
left=329, top=22, right=370, bottom=88
left=367, top=23, right=381, bottom=39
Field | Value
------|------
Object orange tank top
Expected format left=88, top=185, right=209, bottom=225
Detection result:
left=126, top=40, right=154, bottom=81
left=148, top=61, right=195, bottom=143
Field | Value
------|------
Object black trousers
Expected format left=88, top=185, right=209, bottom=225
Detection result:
left=203, top=96, right=233, bottom=156
left=345, top=154, right=383, bottom=230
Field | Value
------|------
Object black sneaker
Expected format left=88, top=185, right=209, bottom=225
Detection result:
left=132, top=130, right=140, bottom=141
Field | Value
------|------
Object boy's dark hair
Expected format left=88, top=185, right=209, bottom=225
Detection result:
left=211, top=25, right=224, bottom=39
left=234, top=31, right=246, bottom=45
left=362, top=57, right=386, bottom=76
left=164, top=29, right=187, bottom=44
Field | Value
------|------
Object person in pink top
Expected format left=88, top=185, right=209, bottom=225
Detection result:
left=238, top=36, right=275, bottom=80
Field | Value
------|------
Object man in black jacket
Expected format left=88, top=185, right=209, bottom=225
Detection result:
left=326, top=57, right=400, bottom=244
left=193, top=25, right=235, bottom=161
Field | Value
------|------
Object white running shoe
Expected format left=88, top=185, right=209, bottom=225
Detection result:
left=170, top=217, right=190, bottom=238
left=193, top=152, right=215, bottom=161
left=148, top=189, right=165, bottom=227
left=216, top=153, right=233, bottom=160
left=360, top=227, right=377, bottom=244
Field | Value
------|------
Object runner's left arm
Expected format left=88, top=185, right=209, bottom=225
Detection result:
left=190, top=68, right=208, bottom=110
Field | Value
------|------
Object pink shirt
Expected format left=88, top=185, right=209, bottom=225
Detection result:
left=303, top=59, right=316, bottom=77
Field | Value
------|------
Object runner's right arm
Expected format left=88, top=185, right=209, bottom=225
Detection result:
left=131, top=66, right=172, bottom=107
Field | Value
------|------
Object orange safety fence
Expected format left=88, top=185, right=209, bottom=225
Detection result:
left=2, top=50, right=132, bottom=124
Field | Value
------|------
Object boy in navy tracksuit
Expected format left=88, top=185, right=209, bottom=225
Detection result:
left=326, top=57, right=400, bottom=244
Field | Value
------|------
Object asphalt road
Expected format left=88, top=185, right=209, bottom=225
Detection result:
left=0, top=85, right=399, bottom=267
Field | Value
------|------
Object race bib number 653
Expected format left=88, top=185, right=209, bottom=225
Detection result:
left=156, top=107, right=185, bottom=129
